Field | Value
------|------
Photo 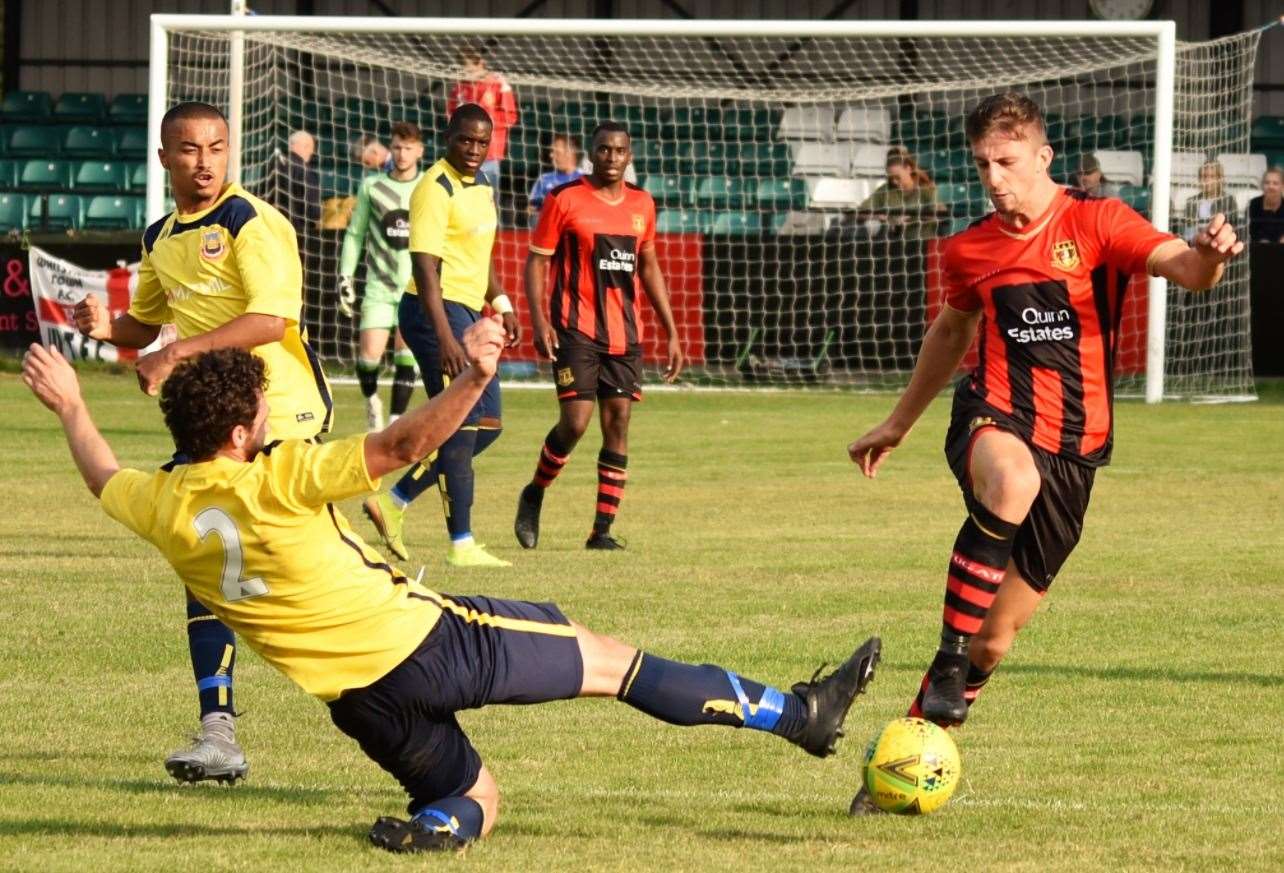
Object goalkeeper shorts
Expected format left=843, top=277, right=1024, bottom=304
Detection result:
left=359, top=283, right=404, bottom=331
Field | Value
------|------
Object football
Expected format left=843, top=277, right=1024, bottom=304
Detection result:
left=862, top=717, right=962, bottom=815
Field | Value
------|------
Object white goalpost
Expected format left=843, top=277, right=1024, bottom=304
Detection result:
left=147, top=14, right=1262, bottom=402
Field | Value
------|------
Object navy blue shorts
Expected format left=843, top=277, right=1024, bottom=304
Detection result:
left=326, top=594, right=582, bottom=810
left=397, top=294, right=501, bottom=426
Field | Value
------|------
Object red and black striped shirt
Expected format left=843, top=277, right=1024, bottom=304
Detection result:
left=530, top=177, right=657, bottom=355
left=944, top=188, right=1180, bottom=466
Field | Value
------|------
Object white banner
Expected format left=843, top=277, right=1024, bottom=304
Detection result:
left=27, top=246, right=171, bottom=361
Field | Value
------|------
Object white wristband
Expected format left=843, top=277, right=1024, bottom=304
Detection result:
left=490, top=294, right=514, bottom=315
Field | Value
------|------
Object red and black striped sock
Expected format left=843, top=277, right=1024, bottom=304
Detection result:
left=943, top=502, right=1019, bottom=639
left=532, top=427, right=571, bottom=489
left=593, top=449, right=628, bottom=534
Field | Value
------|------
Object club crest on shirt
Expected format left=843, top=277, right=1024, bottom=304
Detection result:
left=556, top=367, right=575, bottom=387
left=199, top=228, right=227, bottom=261
left=631, top=213, right=645, bottom=233
left=1051, top=239, right=1080, bottom=271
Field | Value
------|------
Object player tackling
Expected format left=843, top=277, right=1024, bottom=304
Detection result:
left=844, top=92, right=1243, bottom=814
left=20, top=325, right=880, bottom=854
left=73, top=102, right=331, bottom=785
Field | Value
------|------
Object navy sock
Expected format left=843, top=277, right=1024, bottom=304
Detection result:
left=186, top=595, right=235, bottom=717
left=474, top=424, right=502, bottom=456
left=410, top=796, right=484, bottom=840
left=391, top=455, right=439, bottom=505
left=434, top=429, right=478, bottom=540
left=617, top=652, right=806, bottom=738
left=390, top=364, right=417, bottom=416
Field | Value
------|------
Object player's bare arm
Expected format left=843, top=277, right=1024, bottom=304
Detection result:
left=412, top=251, right=468, bottom=376
left=134, top=313, right=287, bottom=397
left=1150, top=212, right=1245, bottom=290
left=21, top=343, right=120, bottom=497
left=637, top=244, right=685, bottom=382
left=484, top=260, right=521, bottom=347
left=847, top=304, right=980, bottom=478
left=523, top=250, right=558, bottom=361
left=364, top=316, right=506, bottom=479
left=73, top=295, right=161, bottom=349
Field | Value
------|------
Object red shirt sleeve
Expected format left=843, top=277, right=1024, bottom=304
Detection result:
left=942, top=233, right=981, bottom=312
left=497, top=77, right=518, bottom=128
left=530, top=188, right=567, bottom=255
left=1095, top=197, right=1180, bottom=276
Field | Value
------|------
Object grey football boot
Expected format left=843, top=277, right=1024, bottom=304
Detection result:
left=164, top=719, right=249, bottom=784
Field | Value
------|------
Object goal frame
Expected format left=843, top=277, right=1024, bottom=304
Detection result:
left=147, top=14, right=1179, bottom=402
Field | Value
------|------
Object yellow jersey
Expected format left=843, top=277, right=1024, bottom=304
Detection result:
left=99, top=434, right=441, bottom=701
left=132, top=183, right=332, bottom=440
left=405, top=158, right=497, bottom=311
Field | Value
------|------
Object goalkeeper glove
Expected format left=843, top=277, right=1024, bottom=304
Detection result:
left=337, top=276, right=356, bottom=318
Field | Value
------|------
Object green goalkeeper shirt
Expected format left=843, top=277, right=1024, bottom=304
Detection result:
left=339, top=170, right=422, bottom=295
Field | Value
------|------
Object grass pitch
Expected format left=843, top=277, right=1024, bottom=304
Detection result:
left=1, top=371, right=1281, bottom=872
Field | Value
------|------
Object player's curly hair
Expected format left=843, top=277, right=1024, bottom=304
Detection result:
left=160, top=349, right=267, bottom=462
left=965, top=92, right=1046, bottom=144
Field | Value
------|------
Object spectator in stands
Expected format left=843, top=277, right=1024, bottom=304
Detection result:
left=528, top=134, right=583, bottom=219
left=274, top=130, right=321, bottom=236
left=1074, top=153, right=1120, bottom=199
left=1247, top=166, right=1284, bottom=244
left=855, top=145, right=942, bottom=240
left=1181, top=160, right=1239, bottom=242
left=448, top=45, right=518, bottom=191
left=351, top=134, right=393, bottom=174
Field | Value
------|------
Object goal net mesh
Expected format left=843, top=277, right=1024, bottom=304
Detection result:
left=161, top=24, right=1261, bottom=398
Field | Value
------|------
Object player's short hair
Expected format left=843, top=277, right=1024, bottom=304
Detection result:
left=447, top=103, right=494, bottom=135
left=457, top=44, right=483, bottom=64
left=160, top=349, right=267, bottom=462
left=160, top=102, right=227, bottom=147
left=390, top=121, right=422, bottom=143
left=590, top=121, right=630, bottom=146
left=964, top=92, right=1046, bottom=144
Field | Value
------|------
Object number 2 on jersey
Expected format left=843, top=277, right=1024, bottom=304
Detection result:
left=193, top=507, right=271, bottom=602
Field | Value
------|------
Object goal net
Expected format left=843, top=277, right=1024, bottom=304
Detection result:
left=155, top=19, right=1262, bottom=399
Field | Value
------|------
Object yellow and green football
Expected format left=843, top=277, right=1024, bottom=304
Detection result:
left=862, top=717, right=961, bottom=815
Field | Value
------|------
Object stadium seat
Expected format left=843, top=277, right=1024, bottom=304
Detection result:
left=0, top=158, right=18, bottom=189
left=756, top=177, right=808, bottom=211
left=936, top=182, right=989, bottom=216
left=847, top=143, right=888, bottom=178
left=116, top=127, right=148, bottom=160
left=126, top=162, right=146, bottom=192
left=108, top=94, right=148, bottom=125
left=62, top=125, right=116, bottom=158
left=7, top=125, right=62, bottom=157
left=1251, top=115, right=1284, bottom=149
left=53, top=92, right=107, bottom=124
left=1170, top=151, right=1206, bottom=185
left=28, top=193, right=82, bottom=230
left=1117, top=184, right=1151, bottom=216
left=739, top=142, right=790, bottom=177
left=1, top=91, right=53, bottom=122
left=1092, top=150, right=1144, bottom=187
left=1215, top=153, right=1268, bottom=187
left=772, top=210, right=829, bottom=235
left=74, top=160, right=130, bottom=192
left=691, top=141, right=731, bottom=175
left=641, top=174, right=689, bottom=207
left=19, top=159, right=74, bottom=191
left=807, top=177, right=873, bottom=209
left=655, top=208, right=712, bottom=234
left=1170, top=186, right=1199, bottom=214
left=790, top=143, right=848, bottom=176
left=0, top=192, right=26, bottom=231
left=83, top=195, right=142, bottom=230
left=778, top=106, right=835, bottom=142
left=835, top=107, right=891, bottom=143
left=692, top=177, right=754, bottom=209
left=709, top=211, right=763, bottom=236
left=1231, top=187, right=1257, bottom=215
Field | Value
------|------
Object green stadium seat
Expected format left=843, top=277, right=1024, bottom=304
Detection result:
left=1117, top=184, right=1151, bottom=216
left=108, top=94, right=148, bottom=125
left=84, top=195, right=142, bottom=230
left=691, top=141, right=731, bottom=175
left=19, top=159, right=74, bottom=191
left=75, top=160, right=129, bottom=192
left=755, top=177, right=808, bottom=211
left=709, top=211, right=763, bottom=236
left=634, top=139, right=666, bottom=174
left=739, top=143, right=791, bottom=177
left=655, top=208, right=712, bottom=234
left=62, top=125, right=116, bottom=158
left=936, top=182, right=988, bottom=216
left=8, top=125, right=62, bottom=157
left=133, top=198, right=148, bottom=228
left=116, top=127, right=148, bottom=160
left=28, top=193, right=82, bottom=230
left=692, top=176, right=754, bottom=209
left=0, top=192, right=26, bottom=231
left=53, top=92, right=107, bottom=123
left=0, top=158, right=18, bottom=188
left=641, top=174, right=689, bottom=207
left=2, top=91, right=53, bottom=122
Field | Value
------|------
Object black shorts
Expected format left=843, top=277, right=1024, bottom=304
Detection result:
left=326, top=594, right=582, bottom=811
left=944, top=389, right=1096, bottom=593
left=553, top=329, right=643, bottom=402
